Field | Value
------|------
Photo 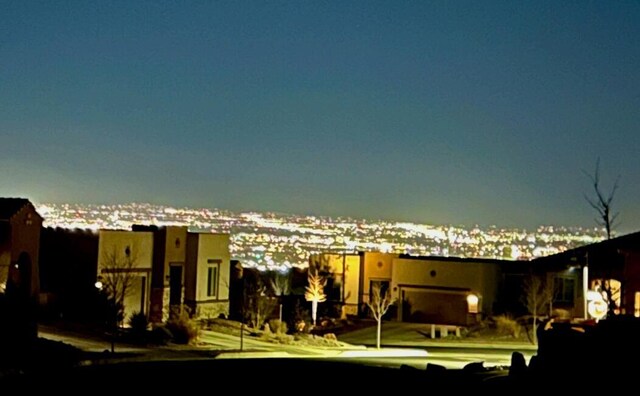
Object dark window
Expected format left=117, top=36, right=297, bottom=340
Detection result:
left=554, top=276, right=576, bottom=304
left=140, top=276, right=146, bottom=314
left=169, top=266, right=182, bottom=305
left=207, top=260, right=220, bottom=298
left=370, top=279, right=390, bottom=301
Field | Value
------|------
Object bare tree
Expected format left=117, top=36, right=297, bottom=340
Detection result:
left=584, top=158, right=620, bottom=239
left=521, top=275, right=554, bottom=345
left=304, top=269, right=327, bottom=326
left=99, top=245, right=138, bottom=326
left=367, top=283, right=396, bottom=349
left=584, top=158, right=622, bottom=315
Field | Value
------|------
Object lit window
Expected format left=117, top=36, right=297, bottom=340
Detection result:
left=635, top=292, right=640, bottom=318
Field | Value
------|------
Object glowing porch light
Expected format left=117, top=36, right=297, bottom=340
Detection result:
left=467, top=294, right=479, bottom=313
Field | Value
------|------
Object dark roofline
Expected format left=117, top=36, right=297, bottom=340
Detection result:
left=532, top=230, right=640, bottom=265
left=397, top=253, right=513, bottom=265
left=0, top=198, right=42, bottom=221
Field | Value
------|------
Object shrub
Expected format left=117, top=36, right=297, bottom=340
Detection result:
left=128, top=311, right=149, bottom=343
left=288, top=299, right=310, bottom=333
left=268, top=319, right=288, bottom=335
left=551, top=309, right=571, bottom=320
left=128, top=311, right=148, bottom=331
left=274, top=333, right=294, bottom=344
left=166, top=308, right=200, bottom=344
left=149, top=326, right=173, bottom=345
left=323, top=333, right=337, bottom=341
left=495, top=315, right=521, bottom=338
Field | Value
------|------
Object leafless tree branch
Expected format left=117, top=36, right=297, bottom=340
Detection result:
left=583, top=158, right=620, bottom=239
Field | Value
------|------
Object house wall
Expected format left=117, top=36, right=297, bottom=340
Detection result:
left=0, top=223, right=10, bottom=293
left=185, top=233, right=199, bottom=304
left=149, top=227, right=166, bottom=323
left=360, top=252, right=396, bottom=306
left=97, top=230, right=153, bottom=322
left=623, top=253, right=640, bottom=316
left=309, top=253, right=361, bottom=315
left=186, top=233, right=230, bottom=319
left=391, top=257, right=501, bottom=324
left=550, top=268, right=583, bottom=318
left=9, top=205, right=42, bottom=297
left=161, top=226, right=187, bottom=321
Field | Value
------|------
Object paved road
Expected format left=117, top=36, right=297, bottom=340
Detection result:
left=336, top=322, right=537, bottom=369
left=39, top=323, right=536, bottom=370
left=331, top=345, right=535, bottom=369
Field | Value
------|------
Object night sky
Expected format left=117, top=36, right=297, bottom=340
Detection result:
left=2, top=1, right=639, bottom=231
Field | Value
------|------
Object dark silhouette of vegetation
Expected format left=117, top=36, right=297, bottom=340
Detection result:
left=242, top=268, right=277, bottom=330
left=128, top=311, right=148, bottom=343
left=38, top=227, right=99, bottom=322
left=166, top=307, right=199, bottom=344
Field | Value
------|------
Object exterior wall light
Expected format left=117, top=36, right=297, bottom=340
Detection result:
left=467, top=294, right=479, bottom=314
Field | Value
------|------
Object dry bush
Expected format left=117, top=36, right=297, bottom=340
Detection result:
left=494, top=315, right=522, bottom=338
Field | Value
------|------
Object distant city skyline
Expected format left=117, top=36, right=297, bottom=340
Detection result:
left=2, top=2, right=639, bottom=231
left=37, top=201, right=604, bottom=269
left=36, top=198, right=614, bottom=232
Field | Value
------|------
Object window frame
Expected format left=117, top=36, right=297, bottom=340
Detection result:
left=206, top=259, right=221, bottom=299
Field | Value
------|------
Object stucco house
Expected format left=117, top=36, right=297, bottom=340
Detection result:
left=532, top=231, right=640, bottom=319
left=96, top=225, right=231, bottom=324
left=97, top=229, right=154, bottom=322
left=310, top=251, right=516, bottom=325
left=185, top=232, right=231, bottom=319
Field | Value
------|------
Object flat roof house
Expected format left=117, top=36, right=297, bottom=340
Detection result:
left=96, top=225, right=231, bottom=324
left=311, top=251, right=517, bottom=326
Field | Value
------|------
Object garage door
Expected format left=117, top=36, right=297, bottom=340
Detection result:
left=400, top=287, right=468, bottom=325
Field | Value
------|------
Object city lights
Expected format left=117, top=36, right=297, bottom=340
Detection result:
left=37, top=202, right=603, bottom=270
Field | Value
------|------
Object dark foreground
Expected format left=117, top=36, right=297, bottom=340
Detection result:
left=3, top=317, right=640, bottom=392
left=2, top=354, right=633, bottom=393
left=0, top=357, right=532, bottom=392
